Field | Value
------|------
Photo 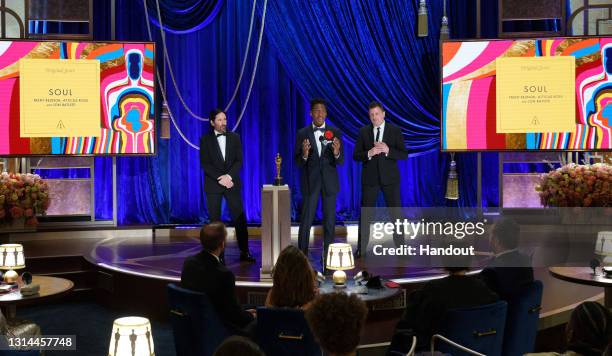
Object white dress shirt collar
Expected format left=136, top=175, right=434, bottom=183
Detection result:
left=373, top=121, right=386, bottom=141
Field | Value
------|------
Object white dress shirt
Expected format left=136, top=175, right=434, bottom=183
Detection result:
left=215, top=130, right=226, bottom=161
left=369, top=121, right=386, bottom=160
left=373, top=121, right=385, bottom=143
left=313, top=123, right=325, bottom=156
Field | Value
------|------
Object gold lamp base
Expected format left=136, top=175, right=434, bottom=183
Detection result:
left=3, top=270, right=19, bottom=284
left=332, top=270, right=347, bottom=288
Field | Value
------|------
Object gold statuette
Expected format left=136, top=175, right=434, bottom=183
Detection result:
left=274, top=153, right=283, bottom=186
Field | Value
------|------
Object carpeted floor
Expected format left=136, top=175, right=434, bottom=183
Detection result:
left=17, top=302, right=176, bottom=356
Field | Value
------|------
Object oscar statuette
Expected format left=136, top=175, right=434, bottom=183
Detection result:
left=273, top=153, right=283, bottom=186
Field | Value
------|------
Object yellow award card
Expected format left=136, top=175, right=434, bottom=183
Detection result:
left=20, top=59, right=101, bottom=137
left=496, top=56, right=575, bottom=133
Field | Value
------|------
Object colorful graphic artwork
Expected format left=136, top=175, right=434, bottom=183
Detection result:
left=442, top=38, right=612, bottom=150
left=0, top=41, right=155, bottom=155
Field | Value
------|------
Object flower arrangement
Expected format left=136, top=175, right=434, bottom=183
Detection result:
left=0, top=173, right=50, bottom=226
left=536, top=163, right=611, bottom=207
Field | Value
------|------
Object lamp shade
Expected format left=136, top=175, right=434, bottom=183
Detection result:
left=108, top=317, right=155, bottom=356
left=326, top=243, right=354, bottom=270
left=596, top=231, right=612, bottom=260
left=0, top=244, right=25, bottom=270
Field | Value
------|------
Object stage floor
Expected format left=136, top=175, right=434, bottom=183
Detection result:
left=11, top=226, right=605, bottom=319
left=88, top=232, right=447, bottom=283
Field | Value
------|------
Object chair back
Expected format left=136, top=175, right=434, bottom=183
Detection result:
left=255, top=307, right=321, bottom=356
left=167, top=283, right=230, bottom=356
left=502, top=280, right=543, bottom=356
left=437, top=301, right=507, bottom=356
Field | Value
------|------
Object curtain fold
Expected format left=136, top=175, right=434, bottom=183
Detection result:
left=144, top=0, right=224, bottom=34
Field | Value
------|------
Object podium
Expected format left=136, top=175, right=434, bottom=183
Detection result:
left=260, top=184, right=291, bottom=280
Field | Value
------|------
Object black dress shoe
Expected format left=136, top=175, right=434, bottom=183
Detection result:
left=239, top=252, right=256, bottom=263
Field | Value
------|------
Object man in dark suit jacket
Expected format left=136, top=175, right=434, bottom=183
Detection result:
left=200, top=109, right=254, bottom=263
left=181, top=222, right=255, bottom=333
left=353, top=102, right=408, bottom=257
left=387, top=266, right=499, bottom=353
left=480, top=218, right=534, bottom=300
left=295, top=98, right=344, bottom=262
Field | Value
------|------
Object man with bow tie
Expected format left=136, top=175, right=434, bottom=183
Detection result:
left=294, top=98, right=344, bottom=265
left=200, top=109, right=255, bottom=263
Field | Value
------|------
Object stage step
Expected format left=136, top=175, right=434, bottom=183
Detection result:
left=23, top=255, right=97, bottom=302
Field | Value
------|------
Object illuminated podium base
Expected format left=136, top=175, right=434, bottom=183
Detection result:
left=260, top=184, right=291, bottom=281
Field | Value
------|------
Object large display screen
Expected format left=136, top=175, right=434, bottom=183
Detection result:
left=442, top=37, right=611, bottom=151
left=0, top=41, right=155, bottom=155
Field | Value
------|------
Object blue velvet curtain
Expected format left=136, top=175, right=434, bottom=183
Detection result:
left=92, top=0, right=507, bottom=225
left=144, top=0, right=224, bottom=34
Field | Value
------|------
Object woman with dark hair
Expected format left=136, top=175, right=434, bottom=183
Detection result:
left=265, top=245, right=318, bottom=309
left=528, top=301, right=612, bottom=356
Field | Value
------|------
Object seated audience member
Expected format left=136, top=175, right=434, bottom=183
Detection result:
left=213, top=335, right=266, bottom=356
left=527, top=301, right=612, bottom=356
left=265, top=245, right=317, bottom=309
left=181, top=222, right=255, bottom=333
left=480, top=217, right=534, bottom=299
left=387, top=248, right=499, bottom=353
left=305, top=292, right=368, bottom=356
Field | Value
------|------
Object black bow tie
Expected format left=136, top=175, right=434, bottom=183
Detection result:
left=313, top=127, right=325, bottom=133
left=216, top=133, right=226, bottom=137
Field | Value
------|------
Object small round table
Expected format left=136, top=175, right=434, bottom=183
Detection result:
left=0, top=275, right=74, bottom=319
left=318, top=279, right=401, bottom=303
left=549, top=267, right=612, bottom=307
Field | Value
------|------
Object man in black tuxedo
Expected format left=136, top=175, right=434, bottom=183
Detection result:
left=295, top=98, right=344, bottom=262
left=181, top=222, right=255, bottom=333
left=480, top=218, right=534, bottom=300
left=200, top=109, right=254, bottom=263
left=353, top=102, right=408, bottom=257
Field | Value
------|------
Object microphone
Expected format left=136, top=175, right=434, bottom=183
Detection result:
left=354, top=270, right=370, bottom=284
left=590, top=258, right=601, bottom=276
left=316, top=271, right=326, bottom=284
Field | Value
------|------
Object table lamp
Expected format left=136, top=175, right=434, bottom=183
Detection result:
left=326, top=243, right=354, bottom=288
left=595, top=231, right=612, bottom=266
left=0, top=244, right=25, bottom=284
left=109, top=317, right=155, bottom=356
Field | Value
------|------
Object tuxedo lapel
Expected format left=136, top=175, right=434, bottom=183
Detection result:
left=307, top=127, right=318, bottom=160
left=367, top=124, right=375, bottom=146
left=224, top=134, right=231, bottom=163
left=381, top=123, right=389, bottom=144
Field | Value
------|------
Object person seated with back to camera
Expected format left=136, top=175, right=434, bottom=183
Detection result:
left=479, top=217, right=534, bottom=300
left=181, top=222, right=256, bottom=335
left=265, top=245, right=318, bottom=310
left=305, top=292, right=368, bottom=356
left=526, top=301, right=612, bottom=356
left=387, top=241, right=499, bottom=354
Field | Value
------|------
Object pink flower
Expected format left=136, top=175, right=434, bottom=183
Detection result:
left=9, top=207, right=23, bottom=218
